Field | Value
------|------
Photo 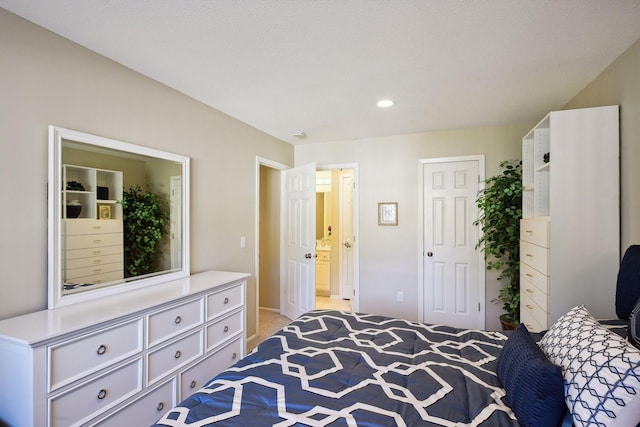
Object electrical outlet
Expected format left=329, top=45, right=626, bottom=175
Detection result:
left=396, top=291, right=404, bottom=302
left=240, top=236, right=246, bottom=248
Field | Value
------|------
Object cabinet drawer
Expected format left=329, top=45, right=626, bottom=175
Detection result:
left=521, top=275, right=548, bottom=313
left=206, top=310, right=243, bottom=352
left=207, top=283, right=244, bottom=321
left=520, top=293, right=548, bottom=332
left=65, top=261, right=123, bottom=282
left=181, top=338, right=243, bottom=399
left=66, top=269, right=124, bottom=285
left=147, top=330, right=203, bottom=385
left=66, top=244, right=122, bottom=261
left=520, top=308, right=546, bottom=333
left=520, top=241, right=550, bottom=275
left=148, top=298, right=204, bottom=347
left=49, top=358, right=142, bottom=427
left=520, top=262, right=550, bottom=294
left=66, top=233, right=122, bottom=250
left=94, top=378, right=176, bottom=427
left=66, top=253, right=123, bottom=270
left=48, top=318, right=143, bottom=392
left=317, top=251, right=330, bottom=262
left=65, top=219, right=123, bottom=235
left=520, top=218, right=550, bottom=248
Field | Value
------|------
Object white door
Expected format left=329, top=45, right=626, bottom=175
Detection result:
left=422, top=158, right=484, bottom=329
left=339, top=172, right=354, bottom=299
left=284, top=163, right=316, bottom=320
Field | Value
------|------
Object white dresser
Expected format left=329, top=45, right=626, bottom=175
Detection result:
left=520, top=106, right=619, bottom=331
left=0, top=270, right=248, bottom=427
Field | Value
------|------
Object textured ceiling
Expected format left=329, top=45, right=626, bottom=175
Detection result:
left=2, top=0, right=640, bottom=145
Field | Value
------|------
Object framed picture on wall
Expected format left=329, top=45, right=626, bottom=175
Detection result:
left=98, top=204, right=111, bottom=220
left=378, top=202, right=398, bottom=226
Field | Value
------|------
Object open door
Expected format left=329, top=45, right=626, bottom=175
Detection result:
left=283, top=163, right=316, bottom=320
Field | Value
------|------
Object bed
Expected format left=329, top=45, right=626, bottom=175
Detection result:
left=153, top=247, right=640, bottom=427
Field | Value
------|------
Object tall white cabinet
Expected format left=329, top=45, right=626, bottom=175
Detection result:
left=520, top=106, right=619, bottom=332
left=0, top=270, right=248, bottom=427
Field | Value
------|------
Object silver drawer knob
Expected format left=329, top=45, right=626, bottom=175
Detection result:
left=224, top=297, right=229, bottom=304
left=190, top=380, right=197, bottom=389
left=156, top=402, right=164, bottom=411
left=97, top=344, right=107, bottom=355
left=232, top=352, right=237, bottom=360
left=174, top=316, right=182, bottom=324
left=97, top=389, right=107, bottom=400
left=174, top=350, right=182, bottom=359
left=224, top=325, right=229, bottom=333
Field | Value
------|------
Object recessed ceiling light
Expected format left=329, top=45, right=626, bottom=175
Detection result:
left=376, top=99, right=395, bottom=108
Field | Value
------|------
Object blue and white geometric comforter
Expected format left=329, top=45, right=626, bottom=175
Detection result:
left=153, top=310, right=520, bottom=426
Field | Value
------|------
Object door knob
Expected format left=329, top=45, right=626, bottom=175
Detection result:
left=305, top=253, right=312, bottom=259
left=427, top=251, right=433, bottom=257
left=344, top=242, right=352, bottom=248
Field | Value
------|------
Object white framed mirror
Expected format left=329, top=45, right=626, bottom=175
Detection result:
left=48, top=126, right=190, bottom=308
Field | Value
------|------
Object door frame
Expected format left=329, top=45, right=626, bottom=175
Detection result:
left=317, top=163, right=360, bottom=312
left=418, top=155, right=485, bottom=329
left=253, top=156, right=290, bottom=342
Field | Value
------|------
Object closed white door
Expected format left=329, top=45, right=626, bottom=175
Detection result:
left=339, top=172, right=354, bottom=299
left=284, top=163, right=316, bottom=320
left=422, top=158, right=484, bottom=330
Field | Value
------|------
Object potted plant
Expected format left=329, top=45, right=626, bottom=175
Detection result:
left=474, top=160, right=522, bottom=330
left=120, top=184, right=169, bottom=277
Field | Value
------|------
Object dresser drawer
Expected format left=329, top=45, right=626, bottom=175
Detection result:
left=207, top=283, right=244, bottom=321
left=66, top=232, right=122, bottom=250
left=180, top=338, right=242, bottom=399
left=65, top=219, right=123, bottom=235
left=521, top=241, right=550, bottom=275
left=521, top=275, right=548, bottom=313
left=66, top=244, right=122, bottom=261
left=520, top=308, right=546, bottom=333
left=520, top=293, right=548, bottom=332
left=206, top=310, right=243, bottom=352
left=520, top=218, right=550, bottom=248
left=147, top=330, right=204, bottom=385
left=48, top=318, right=143, bottom=392
left=65, top=261, right=123, bottom=282
left=49, top=358, right=142, bottom=427
left=66, top=269, right=124, bottom=285
left=66, top=253, right=123, bottom=270
left=147, top=298, right=204, bottom=347
left=94, top=378, right=176, bottom=427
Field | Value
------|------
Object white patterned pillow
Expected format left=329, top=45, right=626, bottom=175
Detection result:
left=539, top=305, right=640, bottom=426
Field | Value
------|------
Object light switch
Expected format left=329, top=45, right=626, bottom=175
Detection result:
left=240, top=236, right=246, bottom=248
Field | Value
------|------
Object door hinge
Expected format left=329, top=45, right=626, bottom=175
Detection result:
left=478, top=302, right=481, bottom=312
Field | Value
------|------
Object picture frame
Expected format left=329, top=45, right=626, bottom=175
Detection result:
left=378, top=202, right=398, bottom=226
left=98, top=204, right=111, bottom=220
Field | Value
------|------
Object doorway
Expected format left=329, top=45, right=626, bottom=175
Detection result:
left=254, top=160, right=359, bottom=344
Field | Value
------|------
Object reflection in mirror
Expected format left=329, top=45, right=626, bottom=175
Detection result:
left=48, top=126, right=190, bottom=308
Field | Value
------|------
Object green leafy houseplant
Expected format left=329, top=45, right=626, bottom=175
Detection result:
left=120, top=185, right=169, bottom=277
left=474, top=160, right=522, bottom=328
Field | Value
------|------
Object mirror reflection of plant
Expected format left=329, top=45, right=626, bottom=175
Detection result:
left=120, top=185, right=169, bottom=277
left=473, top=160, right=522, bottom=326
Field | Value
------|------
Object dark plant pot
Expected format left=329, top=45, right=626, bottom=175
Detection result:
left=500, top=314, right=517, bottom=331
left=66, top=204, right=82, bottom=218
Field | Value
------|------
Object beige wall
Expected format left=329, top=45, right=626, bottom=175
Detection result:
left=295, top=125, right=530, bottom=330
left=563, top=37, right=640, bottom=252
left=0, top=9, right=294, bottom=342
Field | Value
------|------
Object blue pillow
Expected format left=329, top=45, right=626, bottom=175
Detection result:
left=496, top=324, right=565, bottom=427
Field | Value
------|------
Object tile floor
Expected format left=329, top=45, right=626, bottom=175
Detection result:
left=248, top=296, right=353, bottom=351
